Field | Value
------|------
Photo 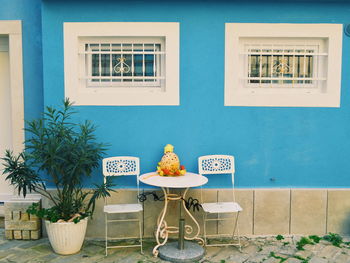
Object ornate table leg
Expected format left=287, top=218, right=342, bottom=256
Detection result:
left=153, top=187, right=169, bottom=257
left=182, top=188, right=205, bottom=246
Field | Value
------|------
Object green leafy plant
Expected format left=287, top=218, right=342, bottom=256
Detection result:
left=276, top=234, right=285, bottom=240
left=323, top=233, right=343, bottom=247
left=308, top=235, right=321, bottom=244
left=296, top=237, right=314, bottom=250
left=2, top=99, right=114, bottom=223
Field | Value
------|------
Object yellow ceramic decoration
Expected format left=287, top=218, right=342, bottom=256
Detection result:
left=157, top=144, right=186, bottom=176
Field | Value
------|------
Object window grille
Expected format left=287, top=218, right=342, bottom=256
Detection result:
left=242, top=44, right=327, bottom=88
left=81, top=40, right=165, bottom=88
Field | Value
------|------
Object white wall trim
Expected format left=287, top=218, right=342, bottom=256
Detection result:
left=64, top=22, right=180, bottom=106
left=0, top=20, right=24, bottom=154
left=225, top=23, right=343, bottom=107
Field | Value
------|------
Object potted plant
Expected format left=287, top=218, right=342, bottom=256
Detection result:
left=1, top=99, right=113, bottom=255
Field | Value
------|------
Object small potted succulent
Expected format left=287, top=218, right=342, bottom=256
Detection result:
left=1, top=99, right=113, bottom=255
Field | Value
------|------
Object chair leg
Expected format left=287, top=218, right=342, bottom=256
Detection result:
left=139, top=211, right=143, bottom=254
left=232, top=212, right=242, bottom=251
left=203, top=213, right=208, bottom=246
left=105, top=213, right=108, bottom=256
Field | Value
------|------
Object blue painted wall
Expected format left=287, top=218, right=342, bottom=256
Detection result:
left=40, top=0, right=350, bottom=188
left=0, top=0, right=43, bottom=126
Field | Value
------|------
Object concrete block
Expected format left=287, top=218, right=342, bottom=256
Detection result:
left=217, top=189, right=254, bottom=236
left=5, top=210, right=12, bottom=220
left=5, top=219, right=39, bottom=230
left=13, top=230, right=22, bottom=239
left=12, top=211, right=20, bottom=221
left=22, top=230, right=30, bottom=240
left=5, top=230, right=13, bottom=239
left=254, top=189, right=290, bottom=235
left=21, top=212, right=29, bottom=221
left=30, top=229, right=41, bottom=240
left=327, top=189, right=350, bottom=235
left=29, top=214, right=38, bottom=221
left=290, top=189, right=327, bottom=235
left=4, top=201, right=37, bottom=212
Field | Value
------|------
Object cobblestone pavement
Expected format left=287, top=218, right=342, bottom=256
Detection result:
left=0, top=230, right=349, bottom=263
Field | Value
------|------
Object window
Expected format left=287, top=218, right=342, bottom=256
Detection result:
left=82, top=38, right=164, bottom=89
left=64, top=23, right=179, bottom=106
left=225, top=24, right=342, bottom=107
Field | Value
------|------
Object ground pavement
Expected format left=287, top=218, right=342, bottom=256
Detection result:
left=0, top=230, right=349, bottom=263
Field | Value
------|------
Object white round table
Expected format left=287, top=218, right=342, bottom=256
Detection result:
left=140, top=172, right=208, bottom=258
left=139, top=172, right=208, bottom=188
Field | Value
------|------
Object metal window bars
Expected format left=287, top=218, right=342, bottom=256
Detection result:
left=242, top=44, right=327, bottom=88
left=81, top=42, right=165, bottom=88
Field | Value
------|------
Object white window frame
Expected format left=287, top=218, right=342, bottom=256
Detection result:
left=225, top=23, right=343, bottom=107
left=0, top=20, right=24, bottom=154
left=64, top=22, right=179, bottom=106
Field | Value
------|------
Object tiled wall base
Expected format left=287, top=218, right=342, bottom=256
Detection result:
left=42, top=189, right=350, bottom=238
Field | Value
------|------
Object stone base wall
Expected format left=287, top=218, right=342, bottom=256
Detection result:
left=4, top=200, right=41, bottom=240
left=38, top=188, right=350, bottom=238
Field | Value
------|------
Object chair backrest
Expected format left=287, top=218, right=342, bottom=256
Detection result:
left=103, top=156, right=140, bottom=177
left=198, top=155, right=236, bottom=202
left=198, top=155, right=235, bottom=175
left=102, top=156, right=140, bottom=203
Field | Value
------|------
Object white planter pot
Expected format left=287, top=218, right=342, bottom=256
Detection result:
left=45, top=218, right=88, bottom=255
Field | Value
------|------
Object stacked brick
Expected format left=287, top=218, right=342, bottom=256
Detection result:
left=4, top=200, right=41, bottom=240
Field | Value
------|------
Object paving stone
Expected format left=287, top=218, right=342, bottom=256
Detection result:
left=264, top=257, right=282, bottom=263
left=259, top=245, right=280, bottom=255
left=5, top=250, right=42, bottom=263
left=277, top=246, right=297, bottom=256
left=309, top=257, right=328, bottom=263
left=247, top=254, right=268, bottom=263
left=0, top=228, right=348, bottom=263
left=317, top=245, right=342, bottom=259
left=303, top=243, right=324, bottom=253
left=226, top=253, right=250, bottom=263
left=284, top=258, right=302, bottom=263
left=241, top=244, right=260, bottom=254
left=294, top=249, right=314, bottom=259
left=334, top=253, right=350, bottom=263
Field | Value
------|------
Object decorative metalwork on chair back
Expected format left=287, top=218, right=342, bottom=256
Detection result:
left=103, top=157, right=140, bottom=177
left=198, top=155, right=235, bottom=175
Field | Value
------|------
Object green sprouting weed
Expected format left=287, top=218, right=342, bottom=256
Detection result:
left=276, top=235, right=285, bottom=241
left=282, top=242, right=290, bottom=246
left=269, top=252, right=287, bottom=262
left=220, top=260, right=226, bottom=263
left=296, top=237, right=314, bottom=250
left=323, top=233, right=343, bottom=247
left=309, top=235, right=321, bottom=243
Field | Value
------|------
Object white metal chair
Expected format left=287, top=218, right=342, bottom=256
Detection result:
left=198, top=155, right=242, bottom=249
left=102, top=156, right=143, bottom=256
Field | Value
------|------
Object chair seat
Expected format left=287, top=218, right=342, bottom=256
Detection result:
left=202, top=202, right=242, bottom=213
left=104, top=203, right=143, bottom=214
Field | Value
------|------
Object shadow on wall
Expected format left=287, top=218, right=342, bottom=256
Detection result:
left=342, top=212, right=350, bottom=235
